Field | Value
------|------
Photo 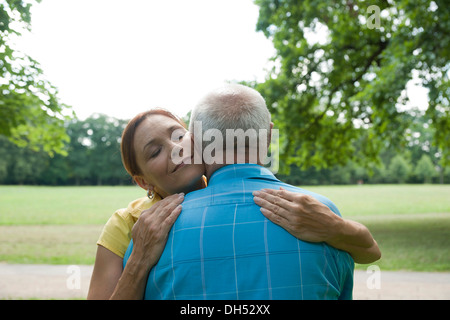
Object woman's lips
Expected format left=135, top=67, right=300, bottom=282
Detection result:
left=173, top=155, right=193, bottom=173
left=173, top=162, right=186, bottom=173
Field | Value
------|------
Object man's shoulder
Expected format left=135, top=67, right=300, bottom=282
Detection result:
left=182, top=168, right=341, bottom=217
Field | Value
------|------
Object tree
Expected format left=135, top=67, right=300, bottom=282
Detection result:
left=0, top=0, right=73, bottom=156
left=0, top=136, right=47, bottom=184
left=252, top=0, right=449, bottom=174
left=65, top=119, right=91, bottom=185
left=414, top=154, right=437, bottom=183
left=82, top=114, right=128, bottom=185
left=388, top=155, right=411, bottom=183
left=38, top=154, right=70, bottom=185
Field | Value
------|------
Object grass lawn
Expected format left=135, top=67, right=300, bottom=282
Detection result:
left=0, top=185, right=144, bottom=225
left=0, top=184, right=449, bottom=271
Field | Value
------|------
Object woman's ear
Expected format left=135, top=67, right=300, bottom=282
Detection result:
left=133, top=175, right=154, bottom=193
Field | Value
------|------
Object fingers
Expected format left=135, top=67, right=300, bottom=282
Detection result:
left=261, top=187, right=299, bottom=202
left=257, top=203, right=289, bottom=227
left=253, top=193, right=291, bottom=226
left=162, top=204, right=182, bottom=228
left=141, top=193, right=184, bottom=219
left=252, top=189, right=295, bottom=212
left=136, top=193, right=184, bottom=232
left=158, top=193, right=184, bottom=216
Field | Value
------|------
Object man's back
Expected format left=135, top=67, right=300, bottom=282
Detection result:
left=125, top=164, right=354, bottom=299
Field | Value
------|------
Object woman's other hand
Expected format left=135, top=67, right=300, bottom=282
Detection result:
left=253, top=187, right=342, bottom=243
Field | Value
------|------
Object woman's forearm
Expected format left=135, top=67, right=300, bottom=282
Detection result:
left=109, top=251, right=154, bottom=300
left=327, top=219, right=381, bottom=264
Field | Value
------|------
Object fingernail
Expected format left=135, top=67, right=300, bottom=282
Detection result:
left=252, top=191, right=260, bottom=196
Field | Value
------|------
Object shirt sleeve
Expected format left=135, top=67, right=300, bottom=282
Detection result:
left=97, top=209, right=134, bottom=258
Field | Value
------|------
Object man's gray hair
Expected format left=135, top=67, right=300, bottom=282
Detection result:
left=189, top=84, right=271, bottom=153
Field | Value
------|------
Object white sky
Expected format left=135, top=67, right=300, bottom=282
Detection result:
left=14, top=0, right=428, bottom=121
left=16, top=0, right=276, bottom=120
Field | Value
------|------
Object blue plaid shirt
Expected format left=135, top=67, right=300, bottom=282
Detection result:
left=124, top=164, right=354, bottom=300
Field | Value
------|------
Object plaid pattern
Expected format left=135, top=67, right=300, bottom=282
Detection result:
left=124, top=164, right=354, bottom=300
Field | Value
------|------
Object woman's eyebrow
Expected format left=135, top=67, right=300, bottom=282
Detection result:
left=168, top=124, right=184, bottom=133
left=143, top=125, right=184, bottom=152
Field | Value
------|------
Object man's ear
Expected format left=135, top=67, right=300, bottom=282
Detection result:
left=133, top=175, right=154, bottom=193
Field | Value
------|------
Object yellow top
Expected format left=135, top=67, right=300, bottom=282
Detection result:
left=96, top=194, right=161, bottom=258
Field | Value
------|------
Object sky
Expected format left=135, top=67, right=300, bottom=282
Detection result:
left=15, top=0, right=276, bottom=120
left=14, top=0, right=428, bottom=121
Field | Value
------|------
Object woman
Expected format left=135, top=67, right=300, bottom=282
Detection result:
left=88, top=108, right=205, bottom=299
left=88, top=108, right=380, bottom=300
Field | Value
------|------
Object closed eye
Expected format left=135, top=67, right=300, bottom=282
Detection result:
left=150, top=147, right=161, bottom=159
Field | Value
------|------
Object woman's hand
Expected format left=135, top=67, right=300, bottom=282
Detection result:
left=253, top=187, right=343, bottom=243
left=109, top=193, right=184, bottom=300
left=131, top=193, right=184, bottom=266
left=253, top=187, right=381, bottom=264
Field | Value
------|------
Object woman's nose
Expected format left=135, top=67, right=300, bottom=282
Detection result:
left=170, top=131, right=193, bottom=163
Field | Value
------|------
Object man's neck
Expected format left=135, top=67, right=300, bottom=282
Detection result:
left=205, top=147, right=268, bottom=180
left=205, top=163, right=228, bottom=181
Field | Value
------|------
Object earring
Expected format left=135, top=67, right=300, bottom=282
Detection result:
left=147, top=189, right=154, bottom=200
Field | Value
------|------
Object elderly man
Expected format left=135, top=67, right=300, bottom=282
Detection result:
left=123, top=84, right=367, bottom=299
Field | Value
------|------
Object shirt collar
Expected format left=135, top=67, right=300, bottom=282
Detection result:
left=208, top=164, right=279, bottom=185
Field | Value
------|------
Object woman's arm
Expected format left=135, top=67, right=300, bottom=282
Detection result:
left=252, top=188, right=381, bottom=264
left=87, top=245, right=124, bottom=300
left=87, top=193, right=184, bottom=300
left=87, top=244, right=157, bottom=300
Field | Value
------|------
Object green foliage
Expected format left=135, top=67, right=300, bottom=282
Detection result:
left=252, top=0, right=450, bottom=173
left=0, top=0, right=73, bottom=156
left=0, top=110, right=448, bottom=186
left=80, top=114, right=129, bottom=185
left=276, top=114, right=450, bottom=184
left=414, top=154, right=437, bottom=183
left=388, top=155, right=411, bottom=183
left=0, top=114, right=130, bottom=185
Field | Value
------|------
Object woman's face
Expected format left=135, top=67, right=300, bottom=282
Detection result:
left=133, top=114, right=205, bottom=198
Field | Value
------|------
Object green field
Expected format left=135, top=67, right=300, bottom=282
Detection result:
left=0, top=185, right=449, bottom=271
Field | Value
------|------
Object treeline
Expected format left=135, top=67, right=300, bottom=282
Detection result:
left=0, top=113, right=448, bottom=186
left=278, top=113, right=450, bottom=185
left=278, top=153, right=449, bottom=186
left=0, top=114, right=131, bottom=185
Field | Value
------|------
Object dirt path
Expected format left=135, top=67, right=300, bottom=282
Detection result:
left=1, top=263, right=449, bottom=300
